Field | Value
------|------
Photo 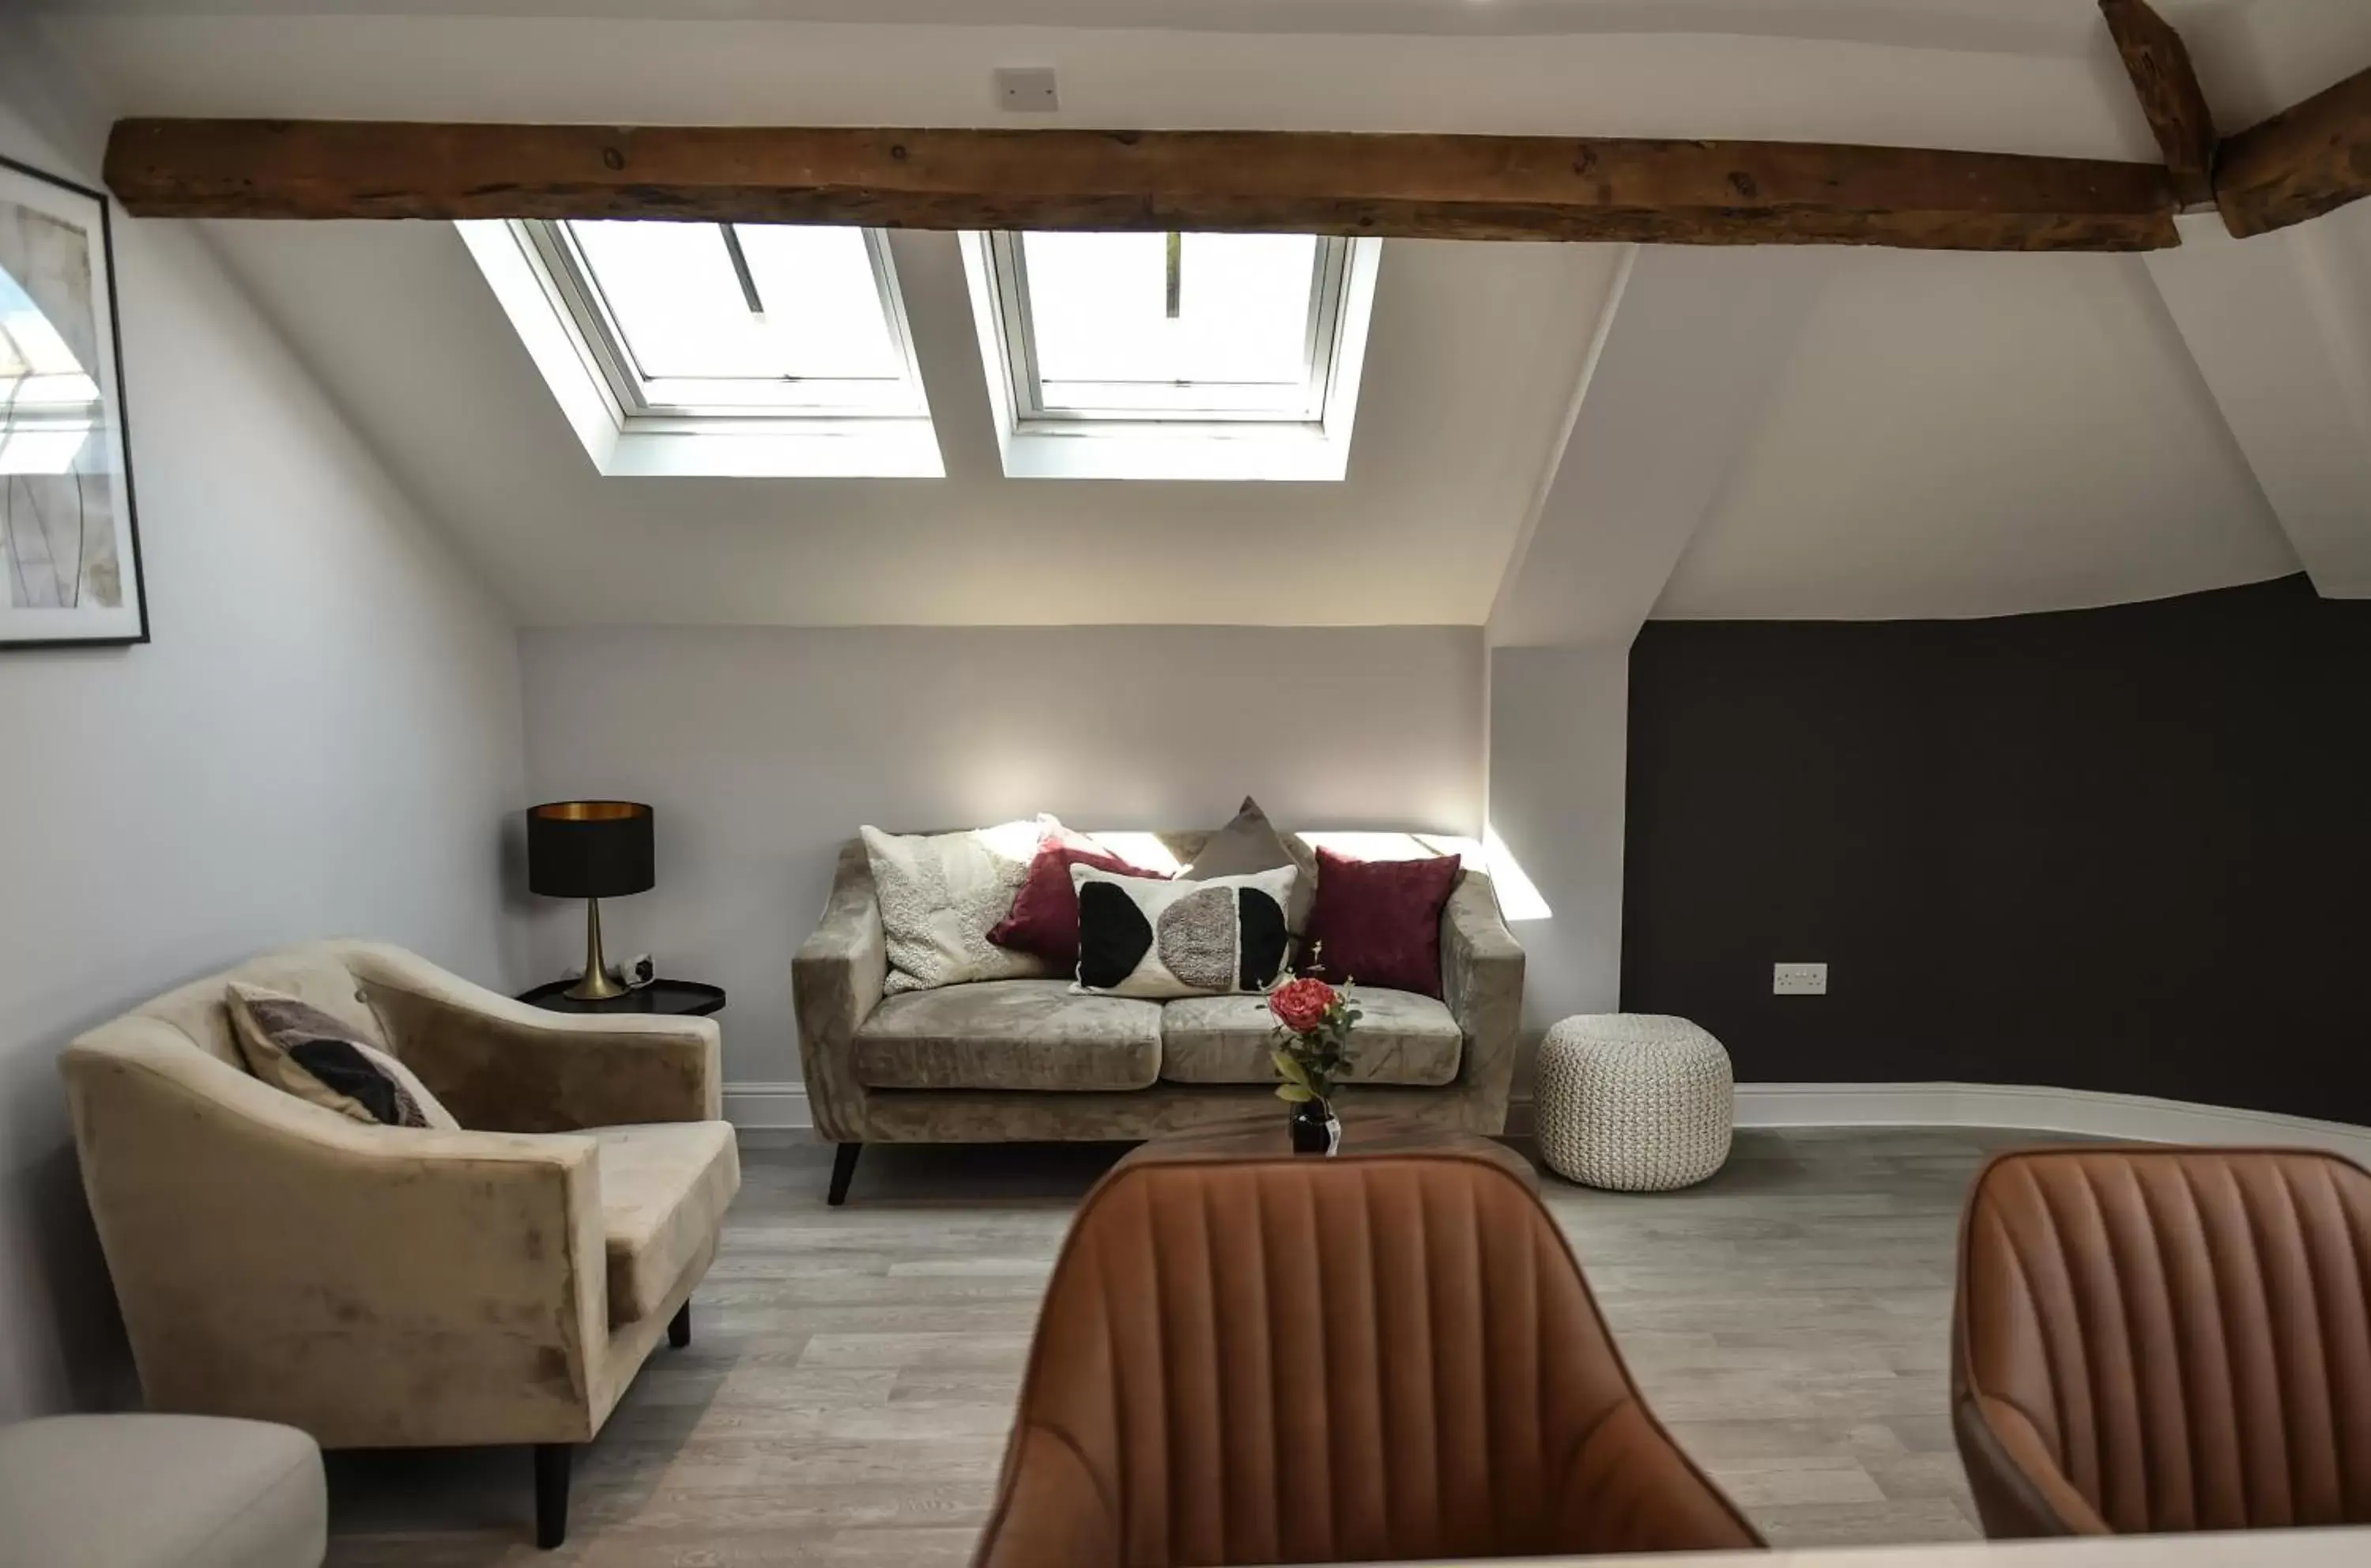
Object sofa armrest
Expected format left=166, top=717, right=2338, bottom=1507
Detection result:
left=337, top=942, right=720, bottom=1133
left=792, top=839, right=889, bottom=1144
left=1442, top=869, right=1524, bottom=1128
left=61, top=1023, right=609, bottom=1449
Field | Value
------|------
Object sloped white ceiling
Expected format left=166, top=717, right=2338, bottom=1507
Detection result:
left=1654, top=251, right=2300, bottom=621
left=31, top=0, right=2371, bottom=628
left=203, top=221, right=1615, bottom=625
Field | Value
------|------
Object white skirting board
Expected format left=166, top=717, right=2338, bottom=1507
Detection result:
left=728, top=1077, right=2370, bottom=1162
left=1731, top=1081, right=2371, bottom=1163
left=724, top=1082, right=813, bottom=1145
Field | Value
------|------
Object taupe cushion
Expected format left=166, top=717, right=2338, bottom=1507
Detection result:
left=1184, top=796, right=1318, bottom=929
left=0, top=1414, right=326, bottom=1568
left=226, top=983, right=459, bottom=1130
left=1159, top=988, right=1464, bottom=1087
left=854, top=979, right=1162, bottom=1091
left=593, top=1122, right=741, bottom=1327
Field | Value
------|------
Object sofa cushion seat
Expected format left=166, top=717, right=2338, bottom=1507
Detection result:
left=592, top=1122, right=741, bottom=1327
left=1159, top=988, right=1464, bottom=1087
left=854, top=980, right=1162, bottom=1091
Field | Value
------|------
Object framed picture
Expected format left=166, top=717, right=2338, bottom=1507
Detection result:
left=1, top=153, right=145, bottom=648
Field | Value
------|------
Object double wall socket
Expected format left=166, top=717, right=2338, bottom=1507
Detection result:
left=1774, top=962, right=1828, bottom=996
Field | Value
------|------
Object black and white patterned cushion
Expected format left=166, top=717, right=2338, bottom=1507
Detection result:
left=1072, top=865, right=1296, bottom=999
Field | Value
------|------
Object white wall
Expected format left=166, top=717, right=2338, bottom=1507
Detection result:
left=1486, top=645, right=1631, bottom=1080
left=519, top=625, right=1484, bottom=1088
left=0, top=48, right=528, bottom=1420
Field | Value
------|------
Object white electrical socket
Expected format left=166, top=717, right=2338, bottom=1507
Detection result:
left=1774, top=962, right=1828, bottom=996
left=994, top=67, right=1060, bottom=112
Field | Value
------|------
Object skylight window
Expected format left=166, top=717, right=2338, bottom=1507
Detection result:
left=461, top=219, right=940, bottom=477
left=962, top=229, right=1381, bottom=481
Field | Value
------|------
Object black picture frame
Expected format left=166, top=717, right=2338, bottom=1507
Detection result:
left=0, top=151, right=147, bottom=649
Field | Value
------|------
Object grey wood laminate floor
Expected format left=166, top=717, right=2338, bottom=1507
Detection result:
left=322, top=1126, right=2049, bottom=1566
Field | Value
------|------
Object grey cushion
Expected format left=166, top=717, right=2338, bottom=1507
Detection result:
left=854, top=979, right=1163, bottom=1091
left=0, top=1414, right=325, bottom=1568
left=1184, top=797, right=1318, bottom=930
left=1158, top=987, right=1464, bottom=1087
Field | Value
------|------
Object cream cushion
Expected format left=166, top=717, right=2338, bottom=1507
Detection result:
left=0, top=1414, right=325, bottom=1568
left=854, top=979, right=1162, bottom=1091
left=594, top=1122, right=741, bottom=1327
left=861, top=820, right=1054, bottom=994
left=1158, top=988, right=1464, bottom=1087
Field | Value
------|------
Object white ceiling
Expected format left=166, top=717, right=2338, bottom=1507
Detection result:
left=19, top=0, right=2371, bottom=630
left=9, top=2, right=2248, bottom=56
left=1657, top=250, right=2301, bottom=620
left=25, top=13, right=2159, bottom=155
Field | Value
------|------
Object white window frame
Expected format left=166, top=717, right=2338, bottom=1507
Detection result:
left=960, top=230, right=1382, bottom=482
left=458, top=218, right=944, bottom=479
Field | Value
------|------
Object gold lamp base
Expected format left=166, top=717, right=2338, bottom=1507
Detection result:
left=566, top=896, right=628, bottom=1001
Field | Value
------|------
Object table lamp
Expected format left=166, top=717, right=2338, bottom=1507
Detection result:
left=527, top=801, right=654, bottom=1001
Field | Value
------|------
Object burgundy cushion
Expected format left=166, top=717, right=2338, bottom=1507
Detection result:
left=1302, top=847, right=1462, bottom=998
left=989, top=833, right=1167, bottom=966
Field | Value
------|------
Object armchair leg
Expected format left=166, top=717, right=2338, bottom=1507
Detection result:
left=668, top=1300, right=691, bottom=1349
left=533, top=1443, right=574, bottom=1550
left=827, top=1141, right=863, bottom=1207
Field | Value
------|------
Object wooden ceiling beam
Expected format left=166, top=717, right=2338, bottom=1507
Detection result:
left=2098, top=0, right=2218, bottom=208
left=2216, top=64, right=2371, bottom=238
left=102, top=119, right=2181, bottom=252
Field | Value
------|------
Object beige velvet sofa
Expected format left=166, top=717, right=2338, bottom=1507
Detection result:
left=58, top=940, right=740, bottom=1550
left=793, top=830, right=1524, bottom=1204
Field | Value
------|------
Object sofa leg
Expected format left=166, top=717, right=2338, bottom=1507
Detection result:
left=668, top=1301, right=691, bottom=1349
left=827, top=1141, right=862, bottom=1207
left=533, top=1443, right=573, bottom=1550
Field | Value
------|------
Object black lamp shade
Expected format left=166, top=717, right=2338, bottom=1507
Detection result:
left=527, top=801, right=655, bottom=899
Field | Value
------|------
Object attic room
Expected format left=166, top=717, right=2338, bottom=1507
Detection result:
left=2, top=1, right=2369, bottom=1564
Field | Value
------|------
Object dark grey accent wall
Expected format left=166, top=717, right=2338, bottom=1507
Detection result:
left=1620, top=575, right=2371, bottom=1125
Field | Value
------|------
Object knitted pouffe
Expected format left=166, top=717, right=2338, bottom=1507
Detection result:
left=1536, top=1013, right=1733, bottom=1191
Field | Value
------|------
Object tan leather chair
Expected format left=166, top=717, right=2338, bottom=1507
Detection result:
left=973, top=1151, right=1760, bottom=1566
left=1953, top=1145, right=2371, bottom=1539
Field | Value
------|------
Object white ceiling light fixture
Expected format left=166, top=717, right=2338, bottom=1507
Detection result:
left=459, top=217, right=944, bottom=478
left=960, top=228, right=1382, bottom=481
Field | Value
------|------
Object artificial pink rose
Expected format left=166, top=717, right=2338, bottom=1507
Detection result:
left=1268, top=975, right=1338, bottom=1035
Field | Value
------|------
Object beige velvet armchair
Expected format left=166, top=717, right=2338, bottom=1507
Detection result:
left=58, top=940, right=740, bottom=1550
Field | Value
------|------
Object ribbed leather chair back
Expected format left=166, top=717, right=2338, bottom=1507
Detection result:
left=972, top=1152, right=1758, bottom=1566
left=1954, top=1145, right=2371, bottom=1537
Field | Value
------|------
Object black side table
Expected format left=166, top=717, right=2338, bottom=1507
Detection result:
left=516, top=978, right=726, bottom=1017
